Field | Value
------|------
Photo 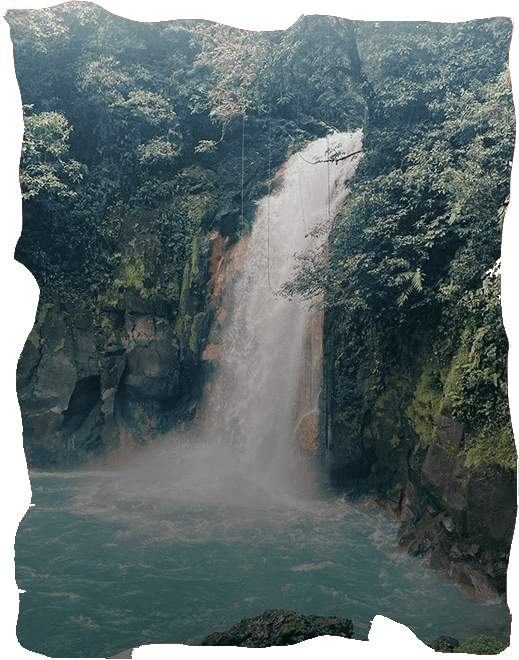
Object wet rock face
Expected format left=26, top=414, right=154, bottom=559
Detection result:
left=199, top=609, right=354, bottom=647
left=17, top=300, right=201, bottom=468
left=465, top=463, right=517, bottom=547
left=394, top=426, right=516, bottom=600
left=324, top=401, right=516, bottom=599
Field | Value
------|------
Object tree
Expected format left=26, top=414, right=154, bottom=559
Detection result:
left=77, top=55, right=182, bottom=171
left=189, top=23, right=268, bottom=152
left=20, top=106, right=83, bottom=201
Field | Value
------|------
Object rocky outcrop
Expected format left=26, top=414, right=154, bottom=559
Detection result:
left=199, top=609, right=354, bottom=647
left=354, top=413, right=516, bottom=600
left=395, top=436, right=515, bottom=600
left=429, top=636, right=460, bottom=652
left=16, top=293, right=206, bottom=468
left=318, top=284, right=516, bottom=600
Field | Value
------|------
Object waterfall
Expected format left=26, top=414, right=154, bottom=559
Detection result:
left=195, top=130, right=364, bottom=501
left=107, top=132, right=364, bottom=508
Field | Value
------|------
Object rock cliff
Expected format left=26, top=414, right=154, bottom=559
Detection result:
left=318, top=352, right=516, bottom=599
left=16, top=166, right=271, bottom=468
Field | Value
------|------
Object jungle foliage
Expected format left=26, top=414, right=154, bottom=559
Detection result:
left=8, top=6, right=369, bottom=293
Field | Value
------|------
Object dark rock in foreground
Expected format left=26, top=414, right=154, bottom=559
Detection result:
left=430, top=635, right=460, bottom=652
left=199, top=609, right=354, bottom=647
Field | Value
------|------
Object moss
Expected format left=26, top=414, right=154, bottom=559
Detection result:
left=113, top=236, right=161, bottom=299
left=189, top=312, right=207, bottom=354
left=27, top=327, right=43, bottom=351
left=184, top=193, right=211, bottom=226
left=174, top=314, right=190, bottom=338
left=92, top=233, right=166, bottom=327
left=464, top=424, right=517, bottom=471
left=442, top=339, right=470, bottom=411
left=357, top=358, right=416, bottom=450
left=191, top=233, right=199, bottom=276
left=179, top=258, right=192, bottom=316
left=406, top=364, right=445, bottom=446
left=453, top=635, right=508, bottom=654
left=179, top=234, right=200, bottom=316
left=174, top=313, right=191, bottom=358
left=54, top=336, right=66, bottom=352
left=99, top=314, right=116, bottom=335
left=28, top=302, right=55, bottom=350
left=115, top=260, right=146, bottom=292
left=96, top=290, right=119, bottom=309
left=166, top=280, right=180, bottom=300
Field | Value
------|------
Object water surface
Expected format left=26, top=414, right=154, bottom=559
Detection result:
left=16, top=457, right=510, bottom=658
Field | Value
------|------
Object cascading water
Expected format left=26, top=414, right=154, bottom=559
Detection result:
left=15, top=133, right=511, bottom=658
left=195, top=130, right=364, bottom=501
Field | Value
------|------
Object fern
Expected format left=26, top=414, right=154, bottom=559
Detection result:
left=396, top=267, right=424, bottom=307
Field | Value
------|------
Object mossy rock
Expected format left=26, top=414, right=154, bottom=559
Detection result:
left=54, top=336, right=66, bottom=352
left=27, top=302, right=56, bottom=350
left=430, top=635, right=460, bottom=652
left=199, top=609, right=354, bottom=647
left=189, top=312, right=207, bottom=354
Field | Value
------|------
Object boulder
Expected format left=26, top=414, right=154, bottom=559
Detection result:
left=199, top=609, right=354, bottom=647
left=429, top=635, right=460, bottom=652
left=465, top=464, right=516, bottom=550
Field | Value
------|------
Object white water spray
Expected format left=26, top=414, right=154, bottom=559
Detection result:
left=194, top=130, right=364, bottom=500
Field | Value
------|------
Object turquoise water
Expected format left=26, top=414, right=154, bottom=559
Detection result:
left=16, top=457, right=511, bottom=658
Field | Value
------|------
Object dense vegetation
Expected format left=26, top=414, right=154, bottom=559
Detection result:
left=452, top=635, right=508, bottom=654
left=7, top=4, right=515, bottom=472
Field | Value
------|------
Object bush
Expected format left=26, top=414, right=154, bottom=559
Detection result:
left=453, top=635, right=508, bottom=654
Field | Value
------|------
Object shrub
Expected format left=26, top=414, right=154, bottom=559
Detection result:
left=454, top=635, right=508, bottom=654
